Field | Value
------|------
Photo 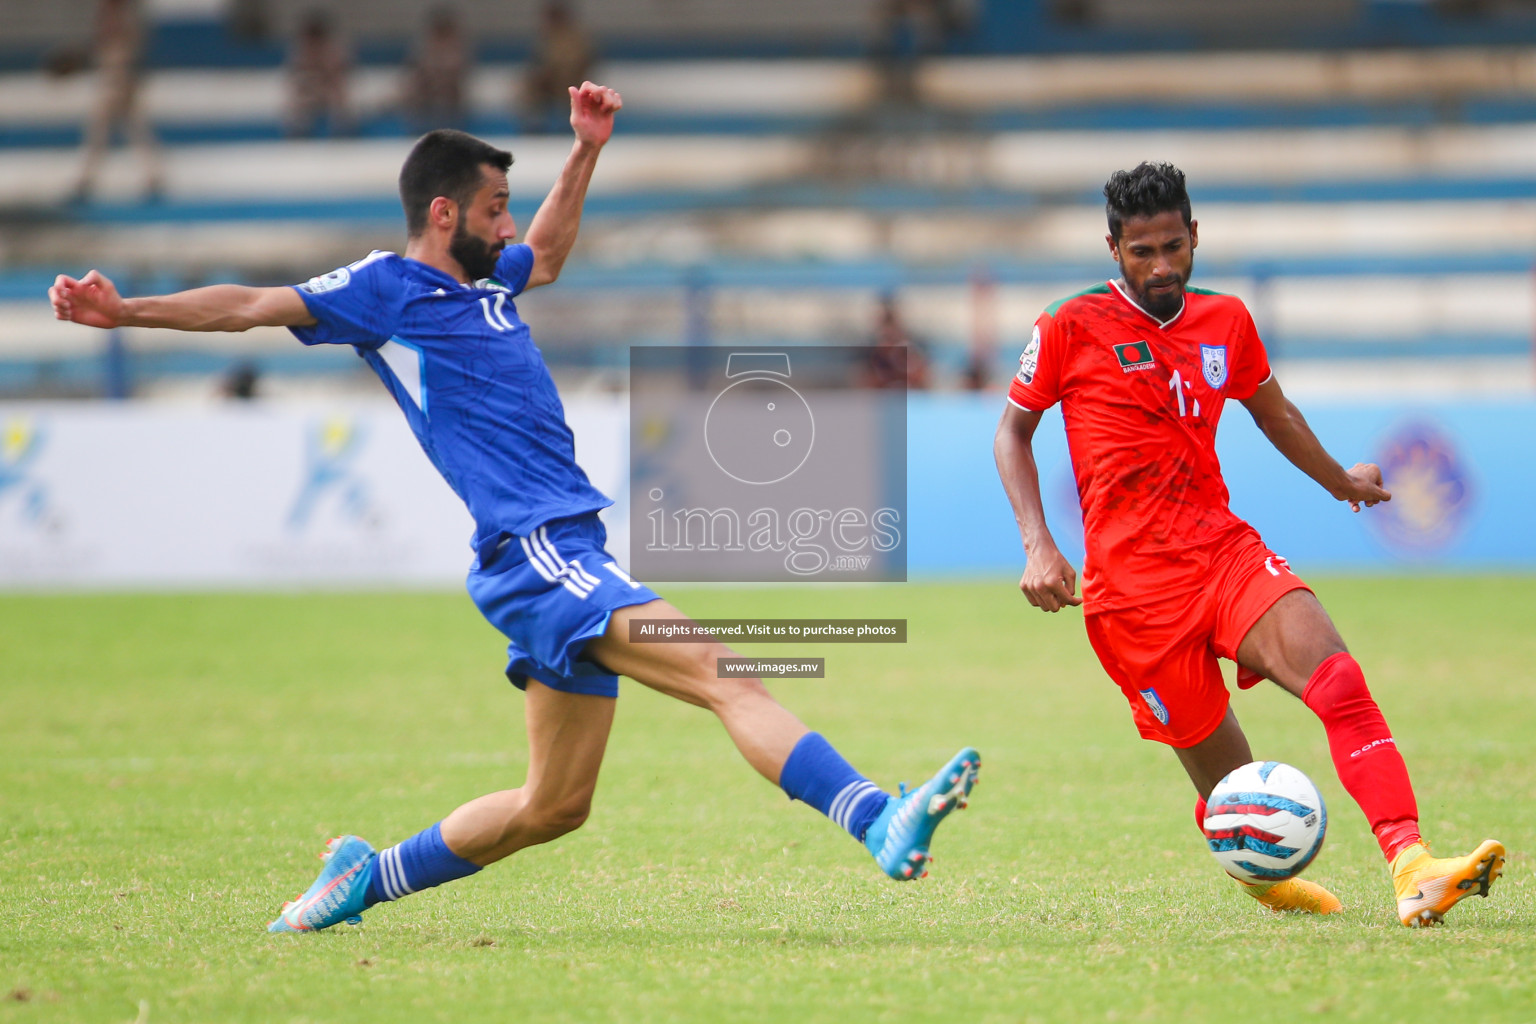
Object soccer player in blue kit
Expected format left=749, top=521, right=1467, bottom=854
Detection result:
left=49, top=82, right=979, bottom=932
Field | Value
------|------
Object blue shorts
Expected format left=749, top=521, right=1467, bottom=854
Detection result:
left=466, top=514, right=660, bottom=699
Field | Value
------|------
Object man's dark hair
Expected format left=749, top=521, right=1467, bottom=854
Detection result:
left=398, top=129, right=513, bottom=237
left=1103, top=162, right=1192, bottom=241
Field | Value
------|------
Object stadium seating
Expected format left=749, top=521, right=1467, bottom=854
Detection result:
left=2, top=0, right=1534, bottom=397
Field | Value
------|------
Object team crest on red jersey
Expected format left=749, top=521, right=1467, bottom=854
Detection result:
left=1201, top=344, right=1228, bottom=388
left=1114, top=341, right=1156, bottom=372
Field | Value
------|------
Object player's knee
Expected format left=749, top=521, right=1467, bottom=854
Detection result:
left=1283, top=598, right=1348, bottom=678
left=545, top=804, right=591, bottom=838
left=704, top=672, right=773, bottom=715
left=526, top=797, right=591, bottom=840
left=1249, top=632, right=1349, bottom=698
left=680, top=643, right=752, bottom=703
left=685, top=642, right=729, bottom=684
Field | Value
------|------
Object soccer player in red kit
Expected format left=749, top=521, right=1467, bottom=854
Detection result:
left=994, top=162, right=1504, bottom=926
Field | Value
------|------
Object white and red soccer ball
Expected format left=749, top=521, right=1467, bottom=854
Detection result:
left=1203, top=761, right=1327, bottom=884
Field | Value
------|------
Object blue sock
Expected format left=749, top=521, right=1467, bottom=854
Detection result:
left=364, top=822, right=481, bottom=908
left=778, top=732, right=889, bottom=843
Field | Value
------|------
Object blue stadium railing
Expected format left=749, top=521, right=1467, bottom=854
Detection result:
left=19, top=175, right=1536, bottom=229
left=7, top=252, right=1533, bottom=302
left=14, top=93, right=1536, bottom=150
left=12, top=97, right=1536, bottom=149
left=5, top=251, right=1531, bottom=398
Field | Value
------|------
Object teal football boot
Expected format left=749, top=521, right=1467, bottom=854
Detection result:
left=865, top=747, right=980, bottom=880
left=268, top=835, right=377, bottom=933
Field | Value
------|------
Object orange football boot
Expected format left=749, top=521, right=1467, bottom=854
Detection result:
left=1239, top=877, right=1343, bottom=915
left=1392, top=839, right=1505, bottom=927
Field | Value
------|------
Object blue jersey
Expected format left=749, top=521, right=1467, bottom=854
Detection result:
left=288, top=245, right=612, bottom=560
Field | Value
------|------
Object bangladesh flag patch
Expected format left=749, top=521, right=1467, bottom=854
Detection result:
left=1114, top=340, right=1156, bottom=372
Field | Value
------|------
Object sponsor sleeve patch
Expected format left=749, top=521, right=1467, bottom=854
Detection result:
left=1015, top=325, right=1041, bottom=384
left=300, top=267, right=351, bottom=294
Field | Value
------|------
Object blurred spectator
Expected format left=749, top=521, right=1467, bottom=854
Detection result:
left=1050, top=0, right=1093, bottom=26
left=862, top=295, right=931, bottom=389
left=285, top=11, right=352, bottom=137
left=872, top=0, right=923, bottom=106
left=67, top=0, right=164, bottom=203
left=1434, top=0, right=1488, bottom=14
left=871, top=0, right=965, bottom=107
left=229, top=0, right=271, bottom=41
left=403, top=7, right=472, bottom=129
left=221, top=361, right=261, bottom=400
left=963, top=270, right=997, bottom=391
left=930, top=0, right=971, bottom=37
left=520, top=2, right=594, bottom=133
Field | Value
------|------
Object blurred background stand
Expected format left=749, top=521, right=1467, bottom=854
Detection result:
left=401, top=6, right=470, bottom=130
left=518, top=1, right=595, bottom=134
left=2, top=0, right=1536, bottom=399
left=284, top=9, right=351, bottom=137
left=1, top=0, right=1534, bottom=581
left=66, top=0, right=164, bottom=203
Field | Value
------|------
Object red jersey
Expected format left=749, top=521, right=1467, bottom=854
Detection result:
left=1007, top=281, right=1272, bottom=612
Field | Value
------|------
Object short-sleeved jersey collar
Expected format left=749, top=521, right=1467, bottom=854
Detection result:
left=402, top=257, right=478, bottom=290
left=1109, top=278, right=1186, bottom=330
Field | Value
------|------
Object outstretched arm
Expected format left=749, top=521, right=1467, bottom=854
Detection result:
left=994, top=403, right=1082, bottom=612
left=50, top=270, right=315, bottom=332
left=1240, top=376, right=1390, bottom=513
left=522, top=81, right=622, bottom=290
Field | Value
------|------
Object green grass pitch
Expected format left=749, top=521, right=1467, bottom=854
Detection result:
left=3, top=578, right=1533, bottom=1023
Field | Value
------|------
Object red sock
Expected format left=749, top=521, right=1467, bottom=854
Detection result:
left=1194, top=795, right=1207, bottom=832
left=1302, top=652, right=1422, bottom=862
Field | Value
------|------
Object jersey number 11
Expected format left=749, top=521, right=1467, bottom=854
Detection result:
left=1169, top=370, right=1201, bottom=418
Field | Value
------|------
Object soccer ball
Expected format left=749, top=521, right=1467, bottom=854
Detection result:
left=1203, top=761, right=1327, bottom=884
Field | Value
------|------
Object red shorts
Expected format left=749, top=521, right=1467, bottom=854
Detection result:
left=1083, top=533, right=1310, bottom=748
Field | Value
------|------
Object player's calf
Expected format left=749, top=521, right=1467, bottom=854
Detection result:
left=442, top=785, right=596, bottom=863
left=470, top=797, right=590, bottom=854
left=523, top=800, right=592, bottom=843
left=1301, top=653, right=1423, bottom=862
